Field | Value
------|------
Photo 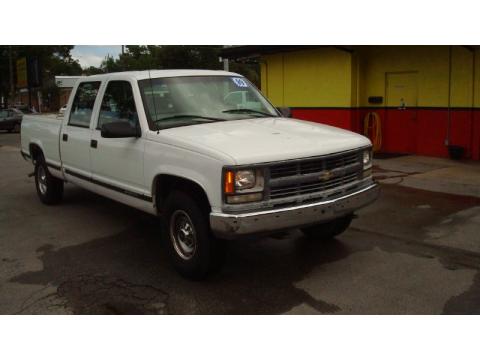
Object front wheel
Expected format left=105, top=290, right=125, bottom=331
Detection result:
left=34, top=157, right=64, bottom=205
left=162, top=191, right=224, bottom=280
left=301, top=213, right=354, bottom=240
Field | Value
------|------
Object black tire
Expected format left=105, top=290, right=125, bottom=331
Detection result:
left=34, top=156, right=64, bottom=205
left=13, top=123, right=20, bottom=133
left=301, top=213, right=354, bottom=240
left=162, top=190, right=224, bottom=280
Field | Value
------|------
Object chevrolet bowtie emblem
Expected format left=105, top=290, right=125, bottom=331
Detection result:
left=319, top=170, right=333, bottom=181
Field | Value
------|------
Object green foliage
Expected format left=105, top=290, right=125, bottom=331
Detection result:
left=0, top=45, right=82, bottom=105
left=83, top=66, right=105, bottom=76
left=0, top=45, right=260, bottom=107
left=95, top=45, right=260, bottom=86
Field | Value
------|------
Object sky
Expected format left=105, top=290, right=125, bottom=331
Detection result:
left=71, top=45, right=122, bottom=68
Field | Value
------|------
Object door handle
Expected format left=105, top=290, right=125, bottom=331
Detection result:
left=90, top=139, right=98, bottom=149
left=62, top=134, right=68, bottom=141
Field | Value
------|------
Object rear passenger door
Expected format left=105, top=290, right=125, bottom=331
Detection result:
left=90, top=80, right=146, bottom=195
left=60, top=81, right=100, bottom=180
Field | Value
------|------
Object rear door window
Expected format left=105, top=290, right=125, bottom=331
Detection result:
left=68, top=81, right=101, bottom=128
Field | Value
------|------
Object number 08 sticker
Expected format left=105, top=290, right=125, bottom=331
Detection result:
left=231, top=77, right=248, bottom=87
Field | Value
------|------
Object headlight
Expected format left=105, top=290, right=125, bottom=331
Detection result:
left=363, top=149, right=372, bottom=169
left=224, top=168, right=264, bottom=204
left=235, top=170, right=255, bottom=190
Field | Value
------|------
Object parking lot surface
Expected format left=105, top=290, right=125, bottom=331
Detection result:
left=1, top=132, right=480, bottom=314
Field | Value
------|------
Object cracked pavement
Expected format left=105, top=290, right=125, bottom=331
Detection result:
left=1, top=132, right=480, bottom=314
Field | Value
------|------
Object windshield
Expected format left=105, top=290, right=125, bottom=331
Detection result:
left=138, top=76, right=279, bottom=130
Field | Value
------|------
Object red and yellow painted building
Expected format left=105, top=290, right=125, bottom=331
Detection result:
left=223, top=46, right=480, bottom=161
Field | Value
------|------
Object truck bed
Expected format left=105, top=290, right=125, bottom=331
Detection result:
left=21, top=114, right=63, bottom=169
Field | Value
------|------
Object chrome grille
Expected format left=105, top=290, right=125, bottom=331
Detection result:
left=268, top=150, right=363, bottom=200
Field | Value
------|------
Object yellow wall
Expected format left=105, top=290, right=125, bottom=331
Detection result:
left=350, top=53, right=359, bottom=107
left=473, top=49, right=480, bottom=108
left=260, top=45, right=480, bottom=109
left=261, top=48, right=354, bottom=107
left=356, top=46, right=450, bottom=107
left=261, top=53, right=284, bottom=106
left=450, top=46, right=474, bottom=107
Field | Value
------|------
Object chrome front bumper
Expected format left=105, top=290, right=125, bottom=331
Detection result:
left=210, top=183, right=379, bottom=239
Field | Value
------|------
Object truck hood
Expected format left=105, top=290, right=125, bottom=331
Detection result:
left=157, top=117, right=371, bottom=164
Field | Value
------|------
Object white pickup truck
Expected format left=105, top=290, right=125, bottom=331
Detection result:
left=21, top=70, right=379, bottom=279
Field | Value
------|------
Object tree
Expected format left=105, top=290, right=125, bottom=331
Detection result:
left=0, top=45, right=82, bottom=108
left=85, top=45, right=260, bottom=86
left=83, top=66, right=104, bottom=76
left=101, top=54, right=123, bottom=73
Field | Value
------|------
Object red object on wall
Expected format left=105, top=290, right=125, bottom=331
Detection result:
left=290, top=107, right=479, bottom=160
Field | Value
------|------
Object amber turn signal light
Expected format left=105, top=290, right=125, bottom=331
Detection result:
left=224, top=170, right=235, bottom=194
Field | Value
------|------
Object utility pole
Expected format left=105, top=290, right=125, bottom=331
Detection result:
left=8, top=46, right=14, bottom=107
left=121, top=45, right=125, bottom=71
left=223, top=45, right=229, bottom=71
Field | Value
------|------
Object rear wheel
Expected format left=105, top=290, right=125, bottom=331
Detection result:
left=301, top=213, right=354, bottom=240
left=34, top=156, right=64, bottom=205
left=162, top=191, right=224, bottom=280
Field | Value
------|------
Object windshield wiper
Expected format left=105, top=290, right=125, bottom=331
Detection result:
left=154, top=114, right=225, bottom=123
left=222, top=108, right=274, bottom=117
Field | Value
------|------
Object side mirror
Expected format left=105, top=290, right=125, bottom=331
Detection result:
left=101, top=121, right=141, bottom=138
left=277, top=107, right=292, bottom=118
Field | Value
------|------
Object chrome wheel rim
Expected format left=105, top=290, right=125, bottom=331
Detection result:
left=169, top=210, right=197, bottom=260
left=38, top=165, right=47, bottom=195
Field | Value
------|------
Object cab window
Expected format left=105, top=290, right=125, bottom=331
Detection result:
left=97, top=81, right=139, bottom=129
left=68, top=81, right=101, bottom=128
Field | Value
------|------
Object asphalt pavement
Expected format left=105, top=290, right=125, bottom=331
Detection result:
left=1, top=131, right=479, bottom=314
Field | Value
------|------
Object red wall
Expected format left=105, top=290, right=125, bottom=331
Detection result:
left=474, top=111, right=480, bottom=161
left=291, top=107, right=480, bottom=160
left=291, top=108, right=355, bottom=131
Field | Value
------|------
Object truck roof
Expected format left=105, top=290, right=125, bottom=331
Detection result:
left=81, top=69, right=242, bottom=82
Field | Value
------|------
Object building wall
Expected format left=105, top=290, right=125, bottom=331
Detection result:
left=259, top=45, right=480, bottom=160
left=357, top=46, right=450, bottom=107
left=261, top=47, right=358, bottom=130
left=262, top=47, right=353, bottom=107
left=474, top=50, right=480, bottom=161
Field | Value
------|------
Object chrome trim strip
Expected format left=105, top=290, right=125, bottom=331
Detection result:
left=65, top=168, right=152, bottom=202
left=212, top=183, right=378, bottom=218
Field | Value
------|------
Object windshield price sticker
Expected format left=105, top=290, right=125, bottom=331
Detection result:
left=232, top=78, right=248, bottom=88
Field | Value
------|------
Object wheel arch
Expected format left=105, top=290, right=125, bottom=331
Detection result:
left=152, top=173, right=212, bottom=215
left=29, top=142, right=44, bottom=163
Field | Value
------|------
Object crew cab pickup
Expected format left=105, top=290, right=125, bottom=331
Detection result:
left=21, top=70, right=379, bottom=279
